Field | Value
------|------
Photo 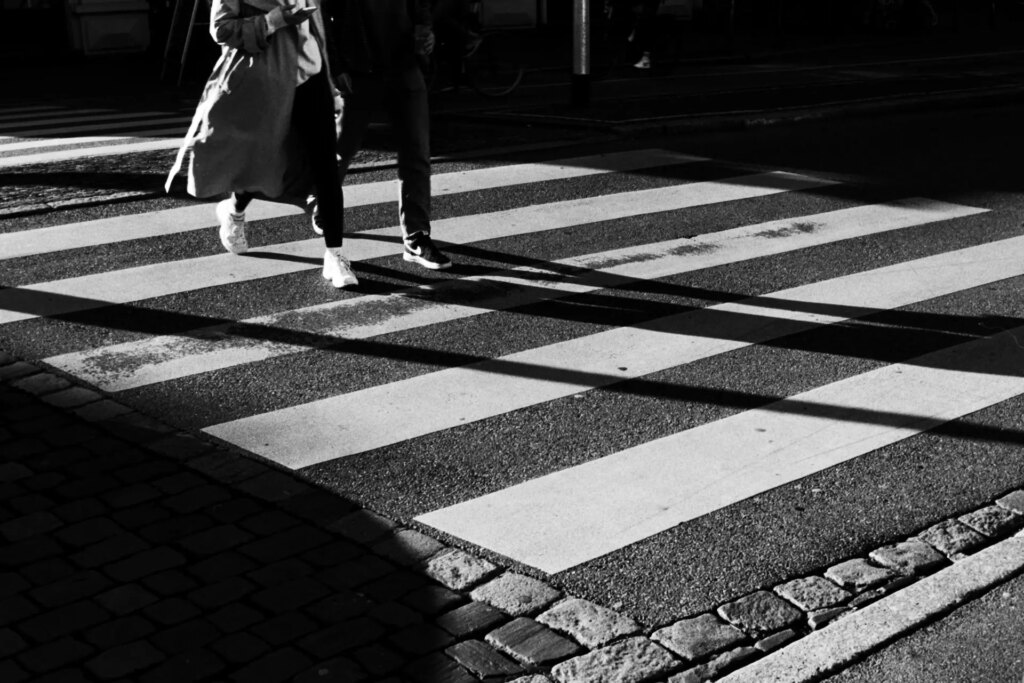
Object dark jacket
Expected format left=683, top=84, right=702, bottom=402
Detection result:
left=326, top=0, right=432, bottom=75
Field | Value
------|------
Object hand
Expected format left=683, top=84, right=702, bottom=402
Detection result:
left=335, top=72, right=353, bottom=96
left=414, top=25, right=434, bottom=56
left=282, top=3, right=317, bottom=25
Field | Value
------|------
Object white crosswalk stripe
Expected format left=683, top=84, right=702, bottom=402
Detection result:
left=0, top=104, right=191, bottom=168
left=3, top=145, right=1017, bottom=579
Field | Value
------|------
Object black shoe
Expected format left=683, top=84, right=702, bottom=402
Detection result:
left=403, top=232, right=451, bottom=270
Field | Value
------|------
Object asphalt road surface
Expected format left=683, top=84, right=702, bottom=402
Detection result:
left=3, top=99, right=1024, bottom=639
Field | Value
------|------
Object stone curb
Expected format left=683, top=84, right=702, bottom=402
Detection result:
left=4, top=340, right=1024, bottom=682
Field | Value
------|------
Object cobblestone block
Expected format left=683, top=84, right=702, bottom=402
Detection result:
left=960, top=505, right=1024, bottom=537
left=293, top=656, right=366, bottom=683
left=445, top=640, right=523, bottom=679
left=83, top=615, right=156, bottom=649
left=209, top=602, right=264, bottom=633
left=252, top=611, right=319, bottom=647
left=808, top=606, right=850, bottom=630
left=85, top=640, right=165, bottom=680
left=187, top=539, right=261, bottom=572
left=1, top=511, right=62, bottom=542
left=146, top=434, right=213, bottom=461
left=0, top=572, right=30, bottom=598
left=236, top=470, right=313, bottom=502
left=72, top=533, right=150, bottom=568
left=754, top=628, right=797, bottom=653
left=43, top=424, right=103, bottom=448
left=189, top=577, right=256, bottom=609
left=239, top=526, right=331, bottom=564
left=686, top=646, right=760, bottom=681
left=353, top=642, right=406, bottom=676
left=538, top=597, right=641, bottom=650
left=426, top=548, right=499, bottom=591
left=360, top=568, right=428, bottom=604
left=73, top=400, right=133, bottom=423
left=251, top=577, right=328, bottom=613
left=186, top=452, right=269, bottom=484
left=3, top=536, right=63, bottom=566
left=437, top=600, right=507, bottom=638
left=212, top=632, right=271, bottom=664
left=10, top=492, right=54, bottom=515
left=774, top=576, right=852, bottom=611
left=179, top=524, right=254, bottom=555
left=21, top=600, right=110, bottom=641
left=390, top=622, right=455, bottom=656
left=0, top=463, right=32, bottom=483
left=163, top=484, right=231, bottom=514
left=0, top=595, right=39, bottom=627
left=18, top=636, right=94, bottom=673
left=824, top=558, right=896, bottom=592
left=56, top=474, right=120, bottom=500
left=402, top=584, right=464, bottom=616
left=239, top=509, right=300, bottom=536
left=50, top=498, right=107, bottom=525
left=142, top=597, right=201, bottom=626
left=32, top=573, right=113, bottom=610
left=317, top=555, right=395, bottom=591
left=330, top=509, right=398, bottom=544
left=367, top=600, right=423, bottom=628
left=93, top=584, right=158, bottom=616
left=40, top=387, right=102, bottom=409
left=103, top=482, right=162, bottom=509
left=297, top=618, right=385, bottom=659
left=305, top=590, right=373, bottom=623
left=652, top=613, right=745, bottom=661
left=207, top=497, right=263, bottom=525
left=138, top=649, right=225, bottom=683
left=150, top=472, right=206, bottom=495
left=869, top=539, right=946, bottom=576
left=0, top=627, right=27, bottom=658
left=373, top=529, right=446, bottom=567
left=11, top=372, right=70, bottom=396
left=404, top=652, right=475, bottom=683
left=551, top=636, right=679, bottom=683
left=918, top=519, right=988, bottom=560
left=107, top=547, right=186, bottom=582
left=470, top=573, right=561, bottom=617
left=23, top=471, right=66, bottom=493
left=997, top=490, right=1024, bottom=515
left=486, top=616, right=582, bottom=666
left=143, top=569, right=199, bottom=596
left=0, top=362, right=38, bottom=382
left=247, top=558, right=312, bottom=586
left=150, top=617, right=221, bottom=654
left=112, top=503, right=172, bottom=533
left=22, top=557, right=75, bottom=586
left=718, top=591, right=803, bottom=634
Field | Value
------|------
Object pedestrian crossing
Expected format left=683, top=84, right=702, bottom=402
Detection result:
left=0, top=104, right=192, bottom=168
left=3, top=144, right=1020, bottom=580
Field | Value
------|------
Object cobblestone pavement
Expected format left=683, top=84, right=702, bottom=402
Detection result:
left=5, top=342, right=1024, bottom=683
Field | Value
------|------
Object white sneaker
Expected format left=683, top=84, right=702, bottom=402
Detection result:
left=216, top=199, right=248, bottom=254
left=633, top=53, right=651, bottom=70
left=323, top=247, right=359, bottom=288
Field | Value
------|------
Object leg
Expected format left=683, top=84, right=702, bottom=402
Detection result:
left=386, top=74, right=432, bottom=240
left=293, top=71, right=345, bottom=248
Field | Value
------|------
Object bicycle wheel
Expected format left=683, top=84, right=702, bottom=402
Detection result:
left=465, top=37, right=524, bottom=98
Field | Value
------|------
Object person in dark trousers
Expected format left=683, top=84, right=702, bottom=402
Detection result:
left=316, top=0, right=452, bottom=271
left=168, top=0, right=359, bottom=288
left=631, top=0, right=659, bottom=70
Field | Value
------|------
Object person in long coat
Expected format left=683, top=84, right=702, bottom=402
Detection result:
left=166, top=0, right=359, bottom=288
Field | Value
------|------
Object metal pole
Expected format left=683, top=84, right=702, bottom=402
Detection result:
left=571, top=0, right=590, bottom=107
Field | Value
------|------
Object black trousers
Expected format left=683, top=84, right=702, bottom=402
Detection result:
left=294, top=70, right=345, bottom=248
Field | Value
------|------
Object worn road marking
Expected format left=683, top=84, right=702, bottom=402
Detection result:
left=50, top=199, right=981, bottom=392
left=203, top=199, right=989, bottom=472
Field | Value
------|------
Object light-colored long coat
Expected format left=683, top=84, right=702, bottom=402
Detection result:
left=166, top=0, right=335, bottom=205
